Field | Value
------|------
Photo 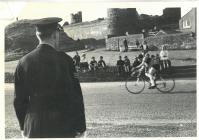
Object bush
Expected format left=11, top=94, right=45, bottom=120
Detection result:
left=149, top=45, right=159, bottom=51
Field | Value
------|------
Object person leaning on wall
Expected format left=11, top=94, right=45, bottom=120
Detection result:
left=13, top=17, right=86, bottom=138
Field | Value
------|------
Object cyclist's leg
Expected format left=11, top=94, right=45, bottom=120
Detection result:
left=146, top=67, right=156, bottom=88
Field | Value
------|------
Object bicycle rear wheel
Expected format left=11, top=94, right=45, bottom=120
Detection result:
left=156, top=74, right=175, bottom=93
left=125, top=77, right=145, bottom=94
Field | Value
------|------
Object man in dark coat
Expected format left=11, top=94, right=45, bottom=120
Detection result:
left=13, top=17, right=86, bottom=138
left=116, top=56, right=125, bottom=76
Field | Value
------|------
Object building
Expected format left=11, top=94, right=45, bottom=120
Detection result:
left=179, top=8, right=197, bottom=33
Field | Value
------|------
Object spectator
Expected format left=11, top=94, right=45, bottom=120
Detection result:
left=124, top=56, right=131, bottom=73
left=131, top=54, right=144, bottom=77
left=160, top=45, right=169, bottom=69
left=155, top=54, right=161, bottom=71
left=123, top=38, right=128, bottom=52
left=90, top=57, right=98, bottom=71
left=117, top=56, right=125, bottom=76
left=80, top=53, right=89, bottom=72
left=13, top=17, right=86, bottom=138
left=136, top=39, right=140, bottom=48
left=98, top=56, right=106, bottom=69
left=132, top=56, right=141, bottom=68
left=140, top=41, right=149, bottom=55
left=73, top=51, right=80, bottom=67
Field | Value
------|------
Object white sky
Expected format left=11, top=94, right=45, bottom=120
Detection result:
left=0, top=1, right=195, bottom=27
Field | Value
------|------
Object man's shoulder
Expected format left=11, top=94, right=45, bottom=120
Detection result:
left=18, top=48, right=39, bottom=65
left=57, top=51, right=73, bottom=62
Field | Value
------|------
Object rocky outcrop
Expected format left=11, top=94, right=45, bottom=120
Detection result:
left=5, top=19, right=84, bottom=53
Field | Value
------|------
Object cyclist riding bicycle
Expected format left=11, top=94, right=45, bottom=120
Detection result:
left=131, top=53, right=150, bottom=82
left=132, top=52, right=161, bottom=89
left=145, top=55, right=160, bottom=89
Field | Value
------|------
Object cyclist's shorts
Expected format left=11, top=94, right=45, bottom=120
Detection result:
left=152, top=64, right=160, bottom=71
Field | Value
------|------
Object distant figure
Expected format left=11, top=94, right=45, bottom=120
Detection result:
left=98, top=56, right=106, bottom=69
left=124, top=56, right=131, bottom=73
left=160, top=45, right=169, bottom=69
left=123, top=39, right=128, bottom=52
left=155, top=54, right=161, bottom=71
left=73, top=51, right=80, bottom=67
left=89, top=57, right=98, bottom=71
left=117, top=56, right=125, bottom=76
left=80, top=53, right=89, bottom=72
left=140, top=41, right=149, bottom=55
left=136, top=39, right=140, bottom=48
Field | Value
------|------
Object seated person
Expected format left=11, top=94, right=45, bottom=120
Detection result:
left=145, top=54, right=161, bottom=89
left=132, top=53, right=150, bottom=82
left=90, top=56, right=98, bottom=71
left=98, top=56, right=106, bottom=69
left=73, top=51, right=80, bottom=67
left=80, top=53, right=89, bottom=72
left=117, top=56, right=125, bottom=76
left=132, top=56, right=141, bottom=68
left=124, top=56, right=131, bottom=73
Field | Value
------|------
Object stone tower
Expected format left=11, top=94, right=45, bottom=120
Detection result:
left=71, top=11, right=82, bottom=24
left=163, top=8, right=181, bottom=24
left=107, top=8, right=139, bottom=37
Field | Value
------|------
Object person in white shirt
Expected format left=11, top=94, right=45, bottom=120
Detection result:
left=159, top=45, right=169, bottom=69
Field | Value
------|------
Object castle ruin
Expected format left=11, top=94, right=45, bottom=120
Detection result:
left=63, top=8, right=181, bottom=40
left=71, top=11, right=82, bottom=24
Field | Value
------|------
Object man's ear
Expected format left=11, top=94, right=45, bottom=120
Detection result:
left=51, top=31, right=56, bottom=40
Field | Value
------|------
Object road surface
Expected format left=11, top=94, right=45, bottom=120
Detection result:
left=5, top=79, right=196, bottom=138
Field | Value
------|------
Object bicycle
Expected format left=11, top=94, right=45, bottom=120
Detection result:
left=125, top=68, right=175, bottom=94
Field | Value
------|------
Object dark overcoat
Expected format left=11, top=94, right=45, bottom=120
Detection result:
left=14, top=44, right=86, bottom=138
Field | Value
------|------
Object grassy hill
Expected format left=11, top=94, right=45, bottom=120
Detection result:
left=5, top=19, right=85, bottom=61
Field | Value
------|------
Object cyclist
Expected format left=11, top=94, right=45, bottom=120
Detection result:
left=145, top=54, right=160, bottom=89
left=132, top=53, right=151, bottom=83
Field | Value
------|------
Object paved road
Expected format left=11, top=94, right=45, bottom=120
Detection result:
left=5, top=79, right=196, bottom=137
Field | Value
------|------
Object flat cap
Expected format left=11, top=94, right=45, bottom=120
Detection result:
left=31, top=17, right=62, bottom=33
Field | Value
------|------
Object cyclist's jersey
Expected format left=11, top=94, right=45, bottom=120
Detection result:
left=142, top=56, right=151, bottom=68
left=150, top=57, right=160, bottom=70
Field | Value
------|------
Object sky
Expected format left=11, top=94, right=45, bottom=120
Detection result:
left=0, top=1, right=195, bottom=27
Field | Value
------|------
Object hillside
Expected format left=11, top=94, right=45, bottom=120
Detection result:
left=5, top=19, right=84, bottom=61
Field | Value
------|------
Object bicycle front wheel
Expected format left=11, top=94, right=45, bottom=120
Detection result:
left=156, top=74, right=175, bottom=93
left=125, top=77, right=145, bottom=94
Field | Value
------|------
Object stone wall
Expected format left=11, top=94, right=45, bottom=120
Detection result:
left=63, top=19, right=108, bottom=40
left=145, top=32, right=196, bottom=50
left=106, top=32, right=196, bottom=50
left=106, top=34, right=144, bottom=51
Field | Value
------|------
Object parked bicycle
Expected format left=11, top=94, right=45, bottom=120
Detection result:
left=125, top=69, right=175, bottom=94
